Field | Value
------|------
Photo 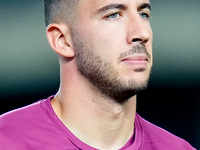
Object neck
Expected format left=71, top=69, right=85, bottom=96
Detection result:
left=51, top=61, right=137, bottom=149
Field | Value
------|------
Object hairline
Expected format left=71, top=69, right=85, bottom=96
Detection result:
left=44, top=0, right=80, bottom=27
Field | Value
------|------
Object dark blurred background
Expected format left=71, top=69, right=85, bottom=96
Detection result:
left=0, top=0, right=199, bottom=149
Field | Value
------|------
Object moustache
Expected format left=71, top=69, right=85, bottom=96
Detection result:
left=119, top=45, right=151, bottom=60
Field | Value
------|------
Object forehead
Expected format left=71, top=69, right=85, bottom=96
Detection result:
left=78, top=0, right=150, bottom=10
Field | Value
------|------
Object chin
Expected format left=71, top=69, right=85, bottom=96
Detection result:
left=127, top=73, right=150, bottom=84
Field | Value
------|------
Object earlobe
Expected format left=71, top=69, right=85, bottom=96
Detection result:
left=46, top=23, right=75, bottom=58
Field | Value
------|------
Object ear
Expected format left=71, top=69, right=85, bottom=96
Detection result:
left=46, top=23, right=75, bottom=58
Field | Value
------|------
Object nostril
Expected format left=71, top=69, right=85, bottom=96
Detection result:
left=132, top=38, right=142, bottom=42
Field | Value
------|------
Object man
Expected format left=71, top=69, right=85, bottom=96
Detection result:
left=0, top=0, right=196, bottom=149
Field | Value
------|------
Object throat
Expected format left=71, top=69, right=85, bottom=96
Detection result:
left=52, top=91, right=136, bottom=149
left=71, top=96, right=136, bottom=149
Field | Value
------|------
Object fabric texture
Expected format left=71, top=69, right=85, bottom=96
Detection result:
left=0, top=96, right=196, bottom=150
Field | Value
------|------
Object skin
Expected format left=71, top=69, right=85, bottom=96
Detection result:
left=46, top=0, right=153, bottom=149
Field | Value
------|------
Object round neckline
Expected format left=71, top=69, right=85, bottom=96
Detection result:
left=41, top=96, right=143, bottom=150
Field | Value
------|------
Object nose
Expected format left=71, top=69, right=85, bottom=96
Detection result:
left=126, top=14, right=151, bottom=45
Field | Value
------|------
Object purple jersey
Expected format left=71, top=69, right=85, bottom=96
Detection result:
left=0, top=96, right=196, bottom=150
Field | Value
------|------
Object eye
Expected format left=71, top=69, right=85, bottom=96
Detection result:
left=139, top=12, right=150, bottom=19
left=105, top=12, right=121, bottom=19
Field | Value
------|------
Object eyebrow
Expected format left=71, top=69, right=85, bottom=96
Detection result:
left=94, top=4, right=127, bottom=15
left=138, top=3, right=151, bottom=11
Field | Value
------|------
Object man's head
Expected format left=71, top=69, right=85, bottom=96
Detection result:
left=46, top=0, right=153, bottom=103
left=44, top=0, right=79, bottom=26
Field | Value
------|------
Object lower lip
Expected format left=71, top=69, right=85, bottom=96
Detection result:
left=122, top=59, right=148, bottom=67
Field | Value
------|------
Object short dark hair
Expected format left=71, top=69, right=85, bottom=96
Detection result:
left=44, top=0, right=79, bottom=26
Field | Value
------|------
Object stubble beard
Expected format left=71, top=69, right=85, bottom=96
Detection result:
left=72, top=33, right=151, bottom=104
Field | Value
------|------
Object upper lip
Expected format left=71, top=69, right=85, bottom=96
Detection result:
left=121, top=54, right=149, bottom=62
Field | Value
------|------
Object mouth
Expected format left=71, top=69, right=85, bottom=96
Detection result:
left=121, top=54, right=149, bottom=68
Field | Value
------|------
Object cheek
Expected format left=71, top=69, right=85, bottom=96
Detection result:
left=146, top=30, right=153, bottom=54
left=88, top=29, right=124, bottom=56
left=145, top=37, right=153, bottom=64
left=75, top=22, right=126, bottom=63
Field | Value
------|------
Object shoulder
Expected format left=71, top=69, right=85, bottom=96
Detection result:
left=0, top=97, right=77, bottom=149
left=0, top=100, right=45, bottom=126
left=0, top=99, right=49, bottom=148
left=0, top=95, right=56, bottom=126
left=135, top=114, right=196, bottom=150
left=0, top=100, right=46, bottom=137
left=0, top=100, right=42, bottom=122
